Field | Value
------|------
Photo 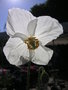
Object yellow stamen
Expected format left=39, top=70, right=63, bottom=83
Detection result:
left=24, top=36, right=39, bottom=50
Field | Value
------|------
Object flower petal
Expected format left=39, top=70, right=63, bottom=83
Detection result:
left=3, top=38, right=29, bottom=66
left=27, top=19, right=37, bottom=36
left=35, top=16, right=63, bottom=45
left=29, top=50, right=35, bottom=60
left=31, top=46, right=53, bottom=65
left=12, top=33, right=28, bottom=41
left=6, top=8, right=35, bottom=36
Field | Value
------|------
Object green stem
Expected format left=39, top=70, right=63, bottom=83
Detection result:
left=37, top=67, right=41, bottom=90
left=26, top=61, right=31, bottom=90
left=37, top=66, right=46, bottom=90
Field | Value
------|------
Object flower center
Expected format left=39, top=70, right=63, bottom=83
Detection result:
left=24, top=37, right=39, bottom=50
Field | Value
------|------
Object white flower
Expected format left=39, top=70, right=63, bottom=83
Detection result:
left=3, top=8, right=63, bottom=66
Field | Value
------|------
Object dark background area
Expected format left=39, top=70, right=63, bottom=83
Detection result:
left=0, top=0, right=68, bottom=89
left=31, top=0, right=68, bottom=23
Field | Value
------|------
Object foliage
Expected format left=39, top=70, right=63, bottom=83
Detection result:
left=30, top=0, right=68, bottom=22
left=30, top=4, right=46, bottom=17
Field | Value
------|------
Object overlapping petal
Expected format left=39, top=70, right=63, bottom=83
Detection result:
left=3, top=38, right=29, bottom=66
left=31, top=46, right=53, bottom=65
left=12, top=33, right=28, bottom=41
left=35, top=16, right=63, bottom=45
left=6, top=8, right=36, bottom=37
left=27, top=19, right=37, bottom=36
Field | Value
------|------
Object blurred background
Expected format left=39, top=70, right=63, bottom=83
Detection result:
left=0, top=0, right=68, bottom=90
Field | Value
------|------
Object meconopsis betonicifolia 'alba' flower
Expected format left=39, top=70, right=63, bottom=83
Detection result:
left=3, top=8, right=63, bottom=66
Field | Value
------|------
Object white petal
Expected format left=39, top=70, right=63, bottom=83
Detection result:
left=27, top=19, right=37, bottom=36
left=32, top=46, right=53, bottom=65
left=29, top=50, right=35, bottom=60
left=35, top=16, right=63, bottom=45
left=40, top=45, right=53, bottom=60
left=6, top=8, right=36, bottom=36
left=12, top=33, right=28, bottom=41
left=3, top=38, right=29, bottom=66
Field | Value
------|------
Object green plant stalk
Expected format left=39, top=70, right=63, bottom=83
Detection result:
left=26, top=61, right=31, bottom=90
left=37, top=67, right=41, bottom=90
left=37, top=66, right=46, bottom=90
